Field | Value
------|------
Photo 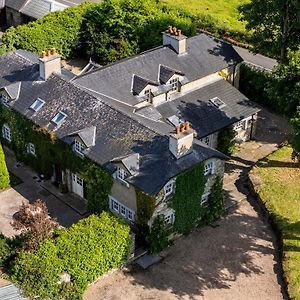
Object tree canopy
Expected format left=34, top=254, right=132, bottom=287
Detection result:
left=239, top=0, right=300, bottom=62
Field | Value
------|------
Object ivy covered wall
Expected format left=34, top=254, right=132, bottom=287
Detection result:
left=0, top=106, right=113, bottom=213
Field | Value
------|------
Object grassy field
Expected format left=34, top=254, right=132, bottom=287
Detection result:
left=162, top=0, right=249, bottom=33
left=251, top=146, right=300, bottom=299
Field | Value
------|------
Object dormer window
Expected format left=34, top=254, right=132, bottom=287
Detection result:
left=73, top=139, right=85, bottom=157
left=169, top=77, right=179, bottom=91
left=30, top=98, right=45, bottom=112
left=0, top=93, right=10, bottom=107
left=144, top=89, right=152, bottom=102
left=116, top=167, right=129, bottom=180
left=51, top=111, right=67, bottom=125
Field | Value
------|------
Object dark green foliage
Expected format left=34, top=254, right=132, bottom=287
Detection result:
left=135, top=189, right=156, bottom=226
left=146, top=215, right=171, bottom=254
left=0, top=234, right=11, bottom=267
left=11, top=213, right=131, bottom=299
left=0, top=106, right=113, bottom=213
left=0, top=3, right=96, bottom=58
left=171, top=163, right=206, bottom=234
left=239, top=0, right=300, bottom=61
left=203, top=176, right=224, bottom=224
left=81, top=0, right=196, bottom=64
left=291, top=115, right=300, bottom=161
left=0, top=142, right=10, bottom=189
left=217, top=127, right=236, bottom=155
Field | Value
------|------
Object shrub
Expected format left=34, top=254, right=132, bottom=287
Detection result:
left=11, top=212, right=131, bottom=299
left=0, top=234, right=11, bottom=268
left=0, top=142, right=10, bottom=190
left=217, top=127, right=236, bottom=155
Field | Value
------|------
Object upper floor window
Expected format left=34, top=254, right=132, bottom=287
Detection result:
left=164, top=179, right=175, bottom=198
left=204, top=161, right=214, bottom=176
left=201, top=193, right=210, bottom=206
left=73, top=139, right=85, bottom=157
left=2, top=123, right=11, bottom=142
left=116, top=167, right=129, bottom=181
left=30, top=98, right=45, bottom=112
left=26, top=143, right=36, bottom=156
left=0, top=93, right=10, bottom=107
left=164, top=210, right=175, bottom=224
left=200, top=136, right=211, bottom=146
left=233, top=120, right=246, bottom=131
left=169, top=78, right=179, bottom=91
left=51, top=111, right=67, bottom=126
left=144, top=89, right=152, bottom=102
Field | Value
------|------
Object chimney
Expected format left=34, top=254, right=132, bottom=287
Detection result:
left=169, top=122, right=194, bottom=159
left=163, top=26, right=187, bottom=55
left=39, top=48, right=61, bottom=81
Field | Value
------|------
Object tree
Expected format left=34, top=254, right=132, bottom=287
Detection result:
left=239, top=0, right=300, bottom=62
left=266, top=48, right=300, bottom=117
left=0, top=142, right=10, bottom=190
left=11, top=199, right=58, bottom=250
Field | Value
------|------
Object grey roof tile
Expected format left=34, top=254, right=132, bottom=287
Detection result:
left=5, top=0, right=28, bottom=10
left=159, top=65, right=184, bottom=84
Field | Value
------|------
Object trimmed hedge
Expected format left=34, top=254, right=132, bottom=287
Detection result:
left=0, top=142, right=10, bottom=190
left=11, top=212, right=131, bottom=299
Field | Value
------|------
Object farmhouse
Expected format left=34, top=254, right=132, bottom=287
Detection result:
left=0, top=29, right=261, bottom=233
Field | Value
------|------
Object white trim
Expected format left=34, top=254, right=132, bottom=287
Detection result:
left=73, top=139, right=85, bottom=157
left=201, top=193, right=210, bottom=206
left=109, top=196, right=135, bottom=222
left=204, top=161, right=214, bottom=176
left=164, top=209, right=175, bottom=224
left=2, top=123, right=11, bottom=142
left=30, top=98, right=45, bottom=112
left=51, top=111, right=67, bottom=125
left=0, top=93, right=10, bottom=107
left=163, top=179, right=175, bottom=199
left=26, top=142, right=36, bottom=156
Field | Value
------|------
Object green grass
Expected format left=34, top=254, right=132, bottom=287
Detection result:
left=162, top=0, right=249, bottom=33
left=252, top=146, right=300, bottom=299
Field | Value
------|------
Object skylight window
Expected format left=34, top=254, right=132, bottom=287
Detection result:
left=209, top=97, right=226, bottom=109
left=30, top=98, right=45, bottom=112
left=51, top=111, right=67, bottom=125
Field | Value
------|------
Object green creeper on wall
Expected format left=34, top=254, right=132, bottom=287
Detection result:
left=0, top=143, right=10, bottom=190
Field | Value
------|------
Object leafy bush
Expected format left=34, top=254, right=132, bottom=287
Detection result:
left=11, top=212, right=131, bottom=299
left=0, top=142, right=10, bottom=190
left=146, top=215, right=171, bottom=254
left=217, top=127, right=236, bottom=155
left=0, top=234, right=11, bottom=268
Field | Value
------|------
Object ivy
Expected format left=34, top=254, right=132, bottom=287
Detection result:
left=171, top=163, right=206, bottom=234
left=217, top=127, right=236, bottom=155
left=0, top=142, right=10, bottom=189
left=0, top=106, right=113, bottom=213
left=135, top=189, right=156, bottom=226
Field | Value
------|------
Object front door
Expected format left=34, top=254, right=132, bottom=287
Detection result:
left=71, top=173, right=84, bottom=198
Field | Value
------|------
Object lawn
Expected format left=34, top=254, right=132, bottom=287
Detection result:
left=251, top=146, right=300, bottom=299
left=162, top=0, right=250, bottom=33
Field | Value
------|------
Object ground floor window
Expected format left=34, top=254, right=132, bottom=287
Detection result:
left=2, top=123, right=11, bottom=142
left=201, top=193, right=210, bottom=206
left=109, top=196, right=135, bottom=222
left=233, top=120, right=246, bottom=131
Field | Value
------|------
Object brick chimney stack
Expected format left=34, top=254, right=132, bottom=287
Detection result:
left=163, top=26, right=187, bottom=55
left=39, top=48, right=61, bottom=81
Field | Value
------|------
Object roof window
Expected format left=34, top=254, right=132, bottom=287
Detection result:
left=51, top=111, right=67, bottom=125
left=30, top=98, right=45, bottom=112
left=209, top=97, right=226, bottom=109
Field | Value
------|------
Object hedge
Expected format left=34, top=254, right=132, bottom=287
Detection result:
left=0, top=142, right=10, bottom=190
left=11, top=212, right=131, bottom=299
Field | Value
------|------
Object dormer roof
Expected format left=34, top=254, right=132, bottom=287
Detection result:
left=3, top=82, right=21, bottom=100
left=69, top=126, right=96, bottom=147
left=131, top=74, right=158, bottom=95
left=159, top=65, right=184, bottom=84
left=112, top=153, right=140, bottom=176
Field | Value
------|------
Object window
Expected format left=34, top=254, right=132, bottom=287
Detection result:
left=201, top=193, right=210, bottom=206
left=73, top=139, right=85, bottom=157
left=116, top=167, right=129, bottom=181
left=200, top=136, right=211, bottom=146
left=164, top=180, right=175, bottom=198
left=109, top=197, right=135, bottom=222
left=164, top=211, right=175, bottom=224
left=0, top=93, right=10, bottom=107
left=169, top=77, right=179, bottom=91
left=144, top=89, right=152, bottom=102
left=2, top=123, right=11, bottom=142
left=26, top=143, right=36, bottom=156
left=204, top=161, right=214, bottom=176
left=30, top=98, right=45, bottom=112
left=210, top=97, right=226, bottom=109
left=51, top=111, right=67, bottom=125
left=233, top=120, right=246, bottom=131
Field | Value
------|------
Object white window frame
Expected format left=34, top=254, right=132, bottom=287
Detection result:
left=0, top=93, right=10, bottom=107
left=169, top=77, right=179, bottom=91
left=2, top=123, right=11, bottom=142
left=200, top=135, right=211, bottom=146
left=144, top=89, right=152, bottom=102
left=109, top=196, right=135, bottom=222
left=73, top=139, right=85, bottom=157
left=164, top=179, right=175, bottom=199
left=26, top=143, right=36, bottom=156
left=164, top=210, right=175, bottom=224
left=204, top=161, right=214, bottom=176
left=30, top=98, right=45, bottom=112
left=51, top=111, right=67, bottom=125
left=210, top=97, right=226, bottom=109
left=201, top=193, right=210, bottom=206
left=116, top=166, right=129, bottom=181
left=233, top=120, right=246, bottom=131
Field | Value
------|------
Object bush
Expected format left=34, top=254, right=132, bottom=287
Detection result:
left=0, top=142, right=10, bottom=190
left=11, top=212, right=131, bottom=299
left=0, top=234, right=11, bottom=268
left=217, top=127, right=236, bottom=155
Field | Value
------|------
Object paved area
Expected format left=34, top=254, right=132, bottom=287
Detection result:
left=0, top=148, right=83, bottom=237
left=0, top=284, right=28, bottom=300
left=84, top=108, right=291, bottom=300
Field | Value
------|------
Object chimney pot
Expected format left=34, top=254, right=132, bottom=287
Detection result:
left=51, top=48, right=57, bottom=55
left=185, top=122, right=190, bottom=130
left=46, top=49, right=51, bottom=57
left=40, top=51, right=46, bottom=58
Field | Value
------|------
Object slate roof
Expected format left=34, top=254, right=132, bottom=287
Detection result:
left=5, top=0, right=28, bottom=10
left=5, top=82, right=21, bottom=99
left=132, top=75, right=157, bottom=95
left=159, top=65, right=184, bottom=84
left=0, top=50, right=225, bottom=195
left=156, top=78, right=261, bottom=138
left=74, top=33, right=243, bottom=106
